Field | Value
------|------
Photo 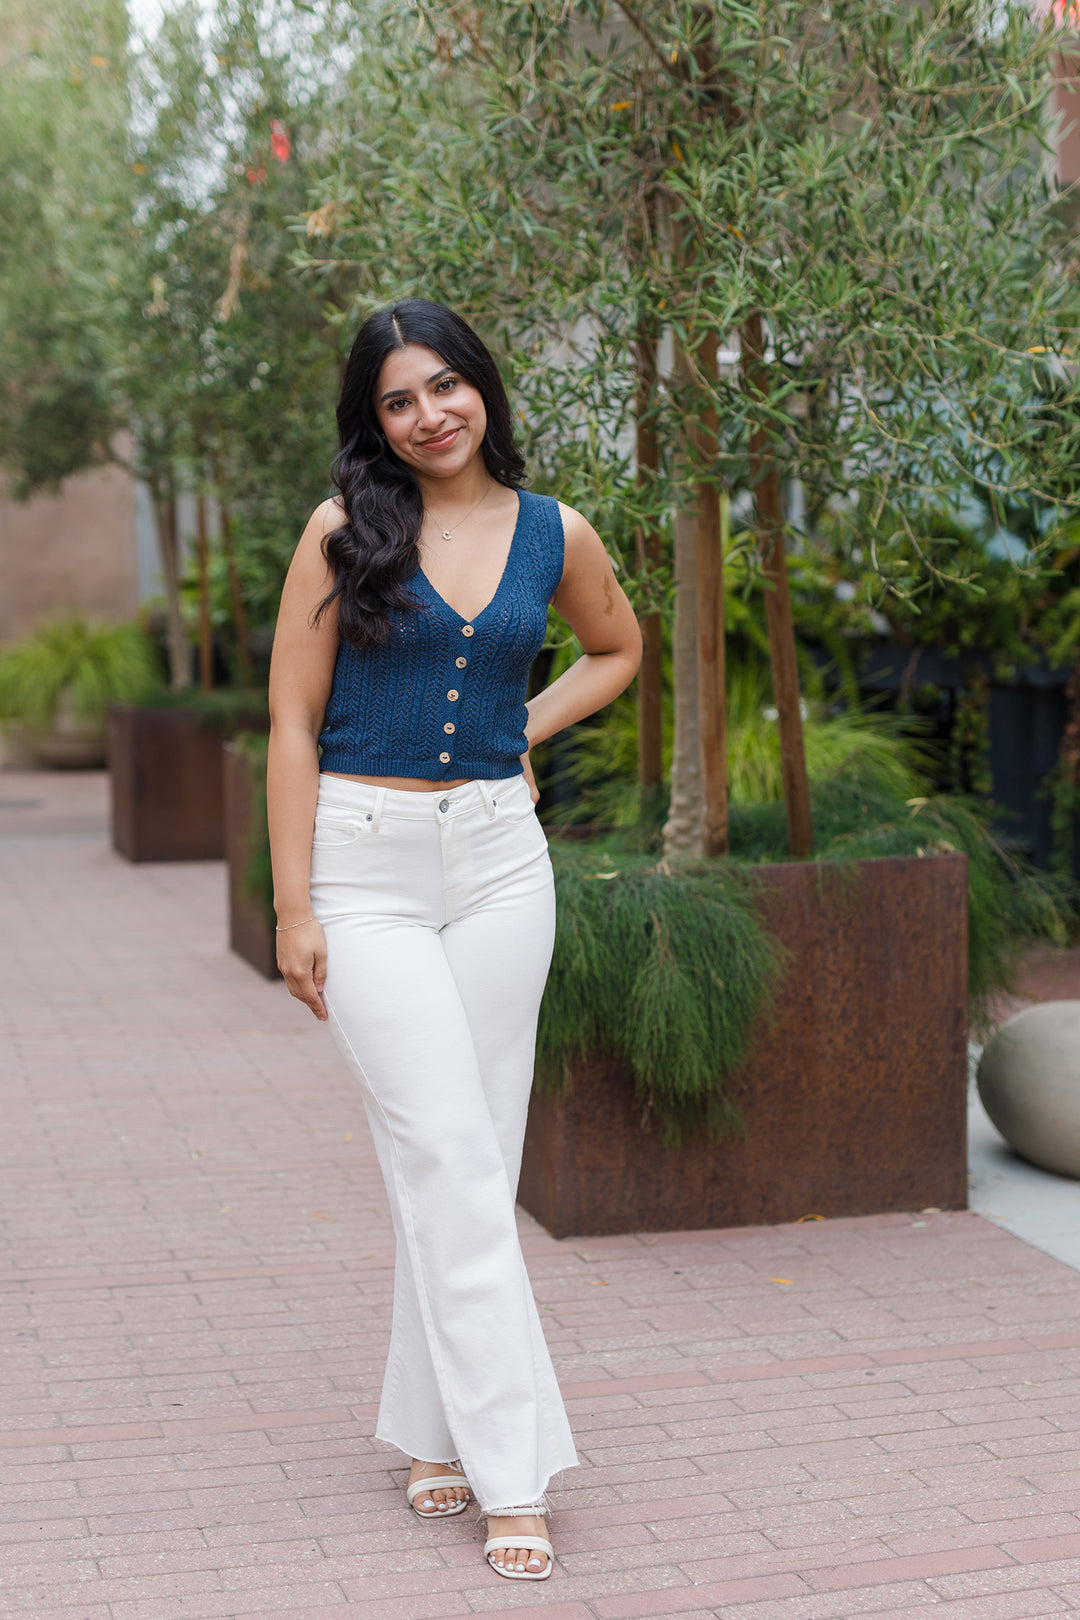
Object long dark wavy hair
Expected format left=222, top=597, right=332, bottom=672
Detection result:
left=316, top=299, right=526, bottom=648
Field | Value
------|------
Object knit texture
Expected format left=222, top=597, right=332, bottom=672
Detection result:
left=318, top=489, right=565, bottom=781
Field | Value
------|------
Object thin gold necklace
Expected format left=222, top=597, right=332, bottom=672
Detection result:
left=426, top=486, right=492, bottom=542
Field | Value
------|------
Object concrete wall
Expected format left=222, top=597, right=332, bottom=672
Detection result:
left=0, top=459, right=140, bottom=646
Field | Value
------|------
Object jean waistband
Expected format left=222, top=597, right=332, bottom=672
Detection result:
left=316, top=773, right=527, bottom=824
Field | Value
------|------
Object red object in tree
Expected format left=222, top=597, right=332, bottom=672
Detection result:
left=245, top=165, right=266, bottom=187
left=270, top=119, right=290, bottom=164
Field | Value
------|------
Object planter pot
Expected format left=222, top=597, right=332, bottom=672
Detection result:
left=27, top=690, right=107, bottom=768
left=223, top=741, right=279, bottom=980
left=0, top=720, right=34, bottom=770
left=107, top=702, right=229, bottom=861
left=518, top=852, right=969, bottom=1238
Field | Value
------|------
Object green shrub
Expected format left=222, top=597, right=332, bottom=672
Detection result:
left=537, top=845, right=787, bottom=1145
left=0, top=616, right=162, bottom=727
left=150, top=686, right=269, bottom=728
left=552, top=659, right=937, bottom=838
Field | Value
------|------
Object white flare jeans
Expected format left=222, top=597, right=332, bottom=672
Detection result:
left=309, top=771, right=578, bottom=1512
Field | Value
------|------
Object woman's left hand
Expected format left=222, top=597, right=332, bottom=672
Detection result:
left=521, top=749, right=539, bottom=804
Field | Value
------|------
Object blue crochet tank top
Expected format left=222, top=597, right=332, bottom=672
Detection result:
left=318, top=489, right=565, bottom=781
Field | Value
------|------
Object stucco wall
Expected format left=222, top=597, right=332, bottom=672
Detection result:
left=0, top=460, right=139, bottom=646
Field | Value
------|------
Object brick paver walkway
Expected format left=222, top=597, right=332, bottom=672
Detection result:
left=6, top=771, right=1080, bottom=1619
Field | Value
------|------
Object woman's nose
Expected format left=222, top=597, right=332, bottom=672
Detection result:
left=416, top=395, right=448, bottom=430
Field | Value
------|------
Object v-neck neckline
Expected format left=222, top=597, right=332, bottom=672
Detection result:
left=415, top=491, right=525, bottom=626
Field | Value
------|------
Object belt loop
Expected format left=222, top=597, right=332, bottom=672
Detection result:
left=369, top=786, right=386, bottom=833
left=477, top=779, right=498, bottom=820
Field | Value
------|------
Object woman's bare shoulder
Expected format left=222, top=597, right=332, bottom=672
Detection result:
left=554, top=500, right=595, bottom=542
left=312, top=495, right=346, bottom=535
left=292, top=497, right=345, bottom=562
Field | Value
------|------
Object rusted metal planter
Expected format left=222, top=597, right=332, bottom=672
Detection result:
left=518, top=852, right=969, bottom=1238
left=107, top=702, right=228, bottom=861
left=223, top=741, right=279, bottom=980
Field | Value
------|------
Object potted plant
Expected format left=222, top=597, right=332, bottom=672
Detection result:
left=107, top=687, right=269, bottom=862
left=0, top=616, right=162, bottom=769
left=222, top=732, right=279, bottom=979
left=519, top=775, right=1069, bottom=1238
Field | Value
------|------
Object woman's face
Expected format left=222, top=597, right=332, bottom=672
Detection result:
left=374, top=343, right=488, bottom=481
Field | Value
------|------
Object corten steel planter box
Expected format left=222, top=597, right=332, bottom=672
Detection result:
left=223, top=741, right=279, bottom=980
left=108, top=702, right=229, bottom=861
left=518, top=852, right=969, bottom=1238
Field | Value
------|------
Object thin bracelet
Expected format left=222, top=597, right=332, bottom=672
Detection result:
left=275, top=915, right=316, bottom=932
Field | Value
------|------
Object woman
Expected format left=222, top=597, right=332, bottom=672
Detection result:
left=267, top=298, right=641, bottom=1582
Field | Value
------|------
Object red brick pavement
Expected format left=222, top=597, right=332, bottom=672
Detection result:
left=5, top=770, right=1080, bottom=1618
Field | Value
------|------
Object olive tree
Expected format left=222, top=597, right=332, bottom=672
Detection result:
left=309, top=0, right=1080, bottom=856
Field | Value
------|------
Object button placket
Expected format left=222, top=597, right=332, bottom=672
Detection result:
left=437, top=629, right=473, bottom=775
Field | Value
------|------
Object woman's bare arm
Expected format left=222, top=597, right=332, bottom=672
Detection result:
left=524, top=504, right=642, bottom=760
left=267, top=499, right=341, bottom=1019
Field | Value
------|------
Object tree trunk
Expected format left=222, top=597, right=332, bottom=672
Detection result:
left=690, top=330, right=728, bottom=857
left=741, top=311, right=813, bottom=858
left=148, top=466, right=191, bottom=692
left=633, top=324, right=664, bottom=820
left=213, top=456, right=253, bottom=686
left=195, top=484, right=214, bottom=694
left=662, top=504, right=704, bottom=857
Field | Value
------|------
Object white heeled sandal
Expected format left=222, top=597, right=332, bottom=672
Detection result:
left=484, top=1505, right=553, bottom=1580
left=406, top=1459, right=471, bottom=1518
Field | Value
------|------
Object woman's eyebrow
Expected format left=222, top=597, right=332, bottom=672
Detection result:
left=379, top=367, right=454, bottom=404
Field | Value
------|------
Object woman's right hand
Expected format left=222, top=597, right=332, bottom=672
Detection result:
left=276, top=919, right=328, bottom=1020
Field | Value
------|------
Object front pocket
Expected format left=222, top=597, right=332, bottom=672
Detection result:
left=311, top=816, right=365, bottom=850
left=495, top=783, right=540, bottom=828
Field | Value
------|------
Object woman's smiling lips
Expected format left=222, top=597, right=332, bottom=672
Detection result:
left=416, top=427, right=461, bottom=452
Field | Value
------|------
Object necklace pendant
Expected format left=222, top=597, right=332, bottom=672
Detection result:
left=441, top=529, right=453, bottom=541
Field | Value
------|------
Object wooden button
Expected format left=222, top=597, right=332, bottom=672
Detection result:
left=461, top=625, right=474, bottom=637
left=447, top=690, right=459, bottom=701
left=439, top=751, right=451, bottom=764
left=443, top=722, right=456, bottom=735
left=455, top=657, right=467, bottom=669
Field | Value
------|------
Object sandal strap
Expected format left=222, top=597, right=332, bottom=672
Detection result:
left=484, top=1535, right=552, bottom=1556
left=406, top=1474, right=471, bottom=1504
left=487, top=1504, right=545, bottom=1518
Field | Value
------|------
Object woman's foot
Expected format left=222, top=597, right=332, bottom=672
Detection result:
left=407, top=1458, right=471, bottom=1515
left=485, top=1511, right=551, bottom=1576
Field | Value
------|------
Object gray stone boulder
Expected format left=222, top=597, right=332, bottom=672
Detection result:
left=977, top=1001, right=1080, bottom=1178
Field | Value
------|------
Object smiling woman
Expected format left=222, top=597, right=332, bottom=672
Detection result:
left=263, top=299, right=641, bottom=1583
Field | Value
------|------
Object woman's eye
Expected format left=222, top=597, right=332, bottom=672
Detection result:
left=386, top=398, right=408, bottom=412
left=435, top=376, right=457, bottom=394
